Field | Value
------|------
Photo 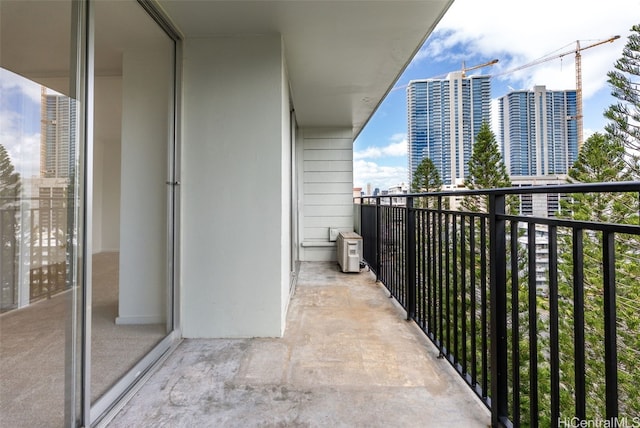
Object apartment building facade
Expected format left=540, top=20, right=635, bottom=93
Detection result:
left=407, top=72, right=492, bottom=187
left=498, top=85, right=579, bottom=176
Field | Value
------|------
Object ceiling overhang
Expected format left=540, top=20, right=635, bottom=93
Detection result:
left=1, top=0, right=454, bottom=139
left=156, top=0, right=454, bottom=137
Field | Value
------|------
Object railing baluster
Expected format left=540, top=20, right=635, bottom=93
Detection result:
left=453, top=214, right=459, bottom=364
left=426, top=209, right=432, bottom=331
left=406, top=197, right=416, bottom=320
left=602, top=231, right=618, bottom=420
left=490, top=193, right=509, bottom=427
left=511, top=221, right=520, bottom=425
left=461, top=214, right=467, bottom=376
left=438, top=197, right=444, bottom=353
left=548, top=225, right=560, bottom=426
left=528, top=222, right=538, bottom=428
left=376, top=197, right=382, bottom=281
left=470, top=216, right=477, bottom=387
left=481, top=216, right=488, bottom=399
left=445, top=212, right=451, bottom=356
left=572, top=228, right=586, bottom=421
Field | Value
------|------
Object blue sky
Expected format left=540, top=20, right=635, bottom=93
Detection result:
left=0, top=69, right=42, bottom=177
left=353, top=0, right=640, bottom=191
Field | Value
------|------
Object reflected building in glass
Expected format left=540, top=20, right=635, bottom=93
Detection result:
left=41, top=88, right=76, bottom=179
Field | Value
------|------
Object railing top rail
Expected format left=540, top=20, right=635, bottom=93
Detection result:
left=355, top=181, right=640, bottom=201
left=505, top=213, right=640, bottom=234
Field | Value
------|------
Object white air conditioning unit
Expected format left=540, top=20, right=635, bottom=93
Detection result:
left=336, top=231, right=362, bottom=273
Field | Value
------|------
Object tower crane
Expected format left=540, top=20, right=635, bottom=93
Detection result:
left=391, top=58, right=499, bottom=92
left=461, top=58, right=499, bottom=78
left=494, top=35, right=620, bottom=148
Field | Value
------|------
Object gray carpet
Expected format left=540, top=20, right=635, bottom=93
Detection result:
left=0, top=252, right=167, bottom=428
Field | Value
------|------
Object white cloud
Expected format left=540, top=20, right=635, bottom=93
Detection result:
left=354, top=133, right=407, bottom=159
left=353, top=159, right=407, bottom=191
left=0, top=108, right=41, bottom=177
left=413, top=0, right=639, bottom=99
left=1, top=69, right=43, bottom=177
left=0, top=68, right=42, bottom=105
left=1, top=130, right=41, bottom=178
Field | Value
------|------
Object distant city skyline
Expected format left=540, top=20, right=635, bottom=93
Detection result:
left=353, top=0, right=640, bottom=191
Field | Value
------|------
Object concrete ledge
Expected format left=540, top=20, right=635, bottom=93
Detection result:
left=301, top=241, right=335, bottom=247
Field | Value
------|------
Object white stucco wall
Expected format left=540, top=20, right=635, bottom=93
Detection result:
left=299, top=128, right=354, bottom=262
left=181, top=35, right=289, bottom=338
left=117, top=49, right=170, bottom=324
left=93, top=76, right=121, bottom=253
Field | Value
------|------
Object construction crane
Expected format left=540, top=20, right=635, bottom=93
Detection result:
left=461, top=58, right=499, bottom=78
left=390, top=58, right=499, bottom=92
left=495, top=35, right=620, bottom=148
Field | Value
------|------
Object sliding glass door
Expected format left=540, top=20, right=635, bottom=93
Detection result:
left=0, top=1, right=84, bottom=425
left=89, top=0, right=177, bottom=417
left=0, top=0, right=179, bottom=426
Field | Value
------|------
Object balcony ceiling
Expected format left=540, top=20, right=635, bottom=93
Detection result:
left=1, top=0, right=453, bottom=138
left=156, top=0, right=454, bottom=136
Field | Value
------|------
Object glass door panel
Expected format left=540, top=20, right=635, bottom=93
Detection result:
left=91, top=0, right=175, bottom=404
left=0, top=1, right=83, bottom=426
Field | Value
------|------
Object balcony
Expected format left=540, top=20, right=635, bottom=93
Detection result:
left=108, top=182, right=639, bottom=427
left=356, top=182, right=640, bottom=427
left=108, top=261, right=490, bottom=427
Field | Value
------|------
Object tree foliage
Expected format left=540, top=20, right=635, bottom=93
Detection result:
left=565, top=132, right=635, bottom=223
left=552, top=132, right=640, bottom=421
left=411, top=156, right=442, bottom=208
left=462, top=122, right=512, bottom=212
left=604, top=23, right=640, bottom=178
left=0, top=144, right=21, bottom=311
left=411, top=156, right=442, bottom=193
left=0, top=144, right=21, bottom=208
left=466, top=122, right=511, bottom=190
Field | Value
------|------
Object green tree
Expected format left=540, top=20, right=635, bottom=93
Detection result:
left=565, top=132, right=634, bottom=223
left=0, top=144, right=21, bottom=206
left=0, top=144, right=21, bottom=312
left=553, top=133, right=640, bottom=422
left=411, top=156, right=442, bottom=193
left=462, top=122, right=512, bottom=212
left=411, top=157, right=442, bottom=208
left=604, top=23, right=640, bottom=178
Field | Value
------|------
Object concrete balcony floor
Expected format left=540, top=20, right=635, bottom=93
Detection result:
left=108, top=262, right=490, bottom=427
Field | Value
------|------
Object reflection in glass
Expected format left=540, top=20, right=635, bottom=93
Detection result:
left=1, top=0, right=176, bottom=424
left=0, top=57, right=80, bottom=428
left=90, top=0, right=175, bottom=403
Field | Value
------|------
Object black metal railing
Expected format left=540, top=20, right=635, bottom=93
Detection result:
left=356, top=182, right=640, bottom=428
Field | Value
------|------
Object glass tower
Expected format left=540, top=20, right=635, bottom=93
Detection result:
left=40, top=91, right=76, bottom=179
left=498, top=85, right=578, bottom=176
left=407, top=72, right=492, bottom=187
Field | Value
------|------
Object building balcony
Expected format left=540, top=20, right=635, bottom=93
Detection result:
left=356, top=181, right=640, bottom=427
left=107, top=181, right=640, bottom=428
left=107, top=260, right=490, bottom=426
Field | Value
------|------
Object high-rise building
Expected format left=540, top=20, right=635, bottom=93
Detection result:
left=498, top=85, right=578, bottom=176
left=40, top=88, right=76, bottom=178
left=407, top=72, right=492, bottom=187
